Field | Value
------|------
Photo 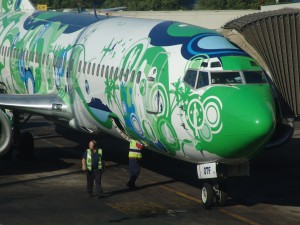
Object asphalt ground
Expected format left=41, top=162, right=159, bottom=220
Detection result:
left=0, top=116, right=300, bottom=225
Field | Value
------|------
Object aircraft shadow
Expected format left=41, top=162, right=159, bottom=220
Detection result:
left=7, top=122, right=299, bottom=208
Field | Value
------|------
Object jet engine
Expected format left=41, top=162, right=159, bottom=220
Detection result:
left=0, top=109, right=13, bottom=156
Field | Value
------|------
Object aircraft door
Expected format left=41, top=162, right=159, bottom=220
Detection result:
left=145, top=52, right=169, bottom=115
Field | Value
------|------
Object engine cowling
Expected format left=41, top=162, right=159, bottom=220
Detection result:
left=0, top=109, right=13, bottom=156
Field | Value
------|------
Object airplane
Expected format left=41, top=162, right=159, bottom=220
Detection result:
left=0, top=0, right=292, bottom=209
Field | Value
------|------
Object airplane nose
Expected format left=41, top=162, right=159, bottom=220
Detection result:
left=216, top=86, right=276, bottom=159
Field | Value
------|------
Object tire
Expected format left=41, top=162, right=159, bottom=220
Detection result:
left=19, top=132, right=34, bottom=159
left=218, top=190, right=228, bottom=206
left=201, top=183, right=214, bottom=209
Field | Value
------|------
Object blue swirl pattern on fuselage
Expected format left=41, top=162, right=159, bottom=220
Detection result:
left=23, top=12, right=108, bottom=34
left=148, top=21, right=247, bottom=59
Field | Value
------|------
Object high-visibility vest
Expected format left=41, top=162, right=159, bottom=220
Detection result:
left=86, top=148, right=102, bottom=171
left=129, top=140, right=142, bottom=159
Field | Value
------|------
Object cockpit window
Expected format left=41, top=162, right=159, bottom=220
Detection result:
left=196, top=71, right=209, bottom=88
left=243, top=71, right=267, bottom=84
left=184, top=70, right=198, bottom=88
left=184, top=70, right=209, bottom=89
left=211, top=72, right=242, bottom=84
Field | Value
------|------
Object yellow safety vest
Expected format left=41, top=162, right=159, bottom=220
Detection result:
left=129, top=140, right=142, bottom=159
left=86, top=149, right=102, bottom=171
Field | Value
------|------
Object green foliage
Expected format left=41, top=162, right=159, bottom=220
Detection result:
left=196, top=0, right=277, bottom=10
left=31, top=0, right=194, bottom=10
left=30, top=0, right=278, bottom=10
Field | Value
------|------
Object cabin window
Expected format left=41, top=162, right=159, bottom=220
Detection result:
left=183, top=70, right=198, bottom=88
left=136, top=71, right=142, bottom=84
left=83, top=62, right=87, bottom=73
left=211, top=72, right=242, bottom=84
left=12, top=49, right=16, bottom=58
left=92, top=63, right=95, bottom=75
left=7, top=47, right=10, bottom=57
left=110, top=67, right=114, bottom=79
left=101, top=65, right=105, bottom=77
left=87, top=62, right=91, bottom=74
left=96, top=64, right=100, bottom=76
left=124, top=69, right=130, bottom=82
left=78, top=61, right=82, bottom=72
left=26, top=50, right=29, bottom=61
left=46, top=54, right=49, bottom=65
left=119, top=68, right=124, bottom=81
left=130, top=70, right=135, bottom=82
left=114, top=67, right=119, bottom=80
left=30, top=51, right=34, bottom=61
left=3, top=47, right=7, bottom=58
left=42, top=54, right=46, bottom=64
left=243, top=71, right=267, bottom=84
left=105, top=66, right=109, bottom=78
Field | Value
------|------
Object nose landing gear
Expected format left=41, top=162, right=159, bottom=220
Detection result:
left=198, top=162, right=249, bottom=209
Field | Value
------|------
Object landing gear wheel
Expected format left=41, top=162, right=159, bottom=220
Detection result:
left=201, top=183, right=214, bottom=209
left=19, top=132, right=34, bottom=159
left=218, top=189, right=228, bottom=206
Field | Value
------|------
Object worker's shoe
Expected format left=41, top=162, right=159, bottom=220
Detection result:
left=98, top=194, right=104, bottom=199
left=88, top=192, right=92, bottom=198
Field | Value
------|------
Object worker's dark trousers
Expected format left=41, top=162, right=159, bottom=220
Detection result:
left=86, top=169, right=103, bottom=196
left=127, top=158, right=141, bottom=188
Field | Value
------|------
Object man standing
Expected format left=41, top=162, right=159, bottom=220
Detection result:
left=82, top=140, right=104, bottom=199
left=127, top=139, right=143, bottom=189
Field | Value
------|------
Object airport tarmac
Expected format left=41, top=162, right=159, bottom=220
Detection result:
left=1, top=116, right=300, bottom=225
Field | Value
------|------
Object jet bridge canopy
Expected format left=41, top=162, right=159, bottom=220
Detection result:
left=222, top=8, right=300, bottom=117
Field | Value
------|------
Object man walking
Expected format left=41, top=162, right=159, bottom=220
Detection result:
left=127, top=139, right=143, bottom=189
left=82, top=140, right=104, bottom=199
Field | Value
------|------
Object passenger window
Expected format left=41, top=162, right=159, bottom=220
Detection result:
left=196, top=71, right=209, bottom=88
left=130, top=70, right=135, bottom=82
left=114, top=67, right=119, bottom=80
left=46, top=54, right=49, bottom=65
left=183, top=70, right=198, bottom=88
left=78, top=61, right=82, bottom=72
left=96, top=64, right=100, bottom=76
left=69, top=59, right=74, bottom=71
left=3, top=47, right=7, bottom=58
left=136, top=71, right=142, bottom=84
left=101, top=65, right=105, bottom=77
left=92, top=63, right=95, bottom=75
left=110, top=67, right=114, bottom=79
left=119, top=68, right=124, bottom=81
left=105, top=66, right=109, bottom=78
left=83, top=62, right=87, bottom=73
left=124, top=69, right=130, bottom=82
left=30, top=51, right=34, bottom=61
left=87, top=62, right=91, bottom=74
left=42, top=54, right=46, bottom=64
left=7, top=47, right=10, bottom=57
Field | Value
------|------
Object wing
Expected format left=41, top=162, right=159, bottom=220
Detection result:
left=0, top=94, right=71, bottom=120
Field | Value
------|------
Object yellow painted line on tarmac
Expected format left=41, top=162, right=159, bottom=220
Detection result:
left=219, top=209, right=261, bottom=225
left=160, top=185, right=202, bottom=203
left=160, top=185, right=261, bottom=225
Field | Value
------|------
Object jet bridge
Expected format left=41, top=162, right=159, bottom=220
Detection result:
left=222, top=8, right=300, bottom=118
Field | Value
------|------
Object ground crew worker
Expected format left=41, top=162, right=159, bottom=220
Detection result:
left=82, top=140, right=104, bottom=199
left=127, top=139, right=143, bottom=189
